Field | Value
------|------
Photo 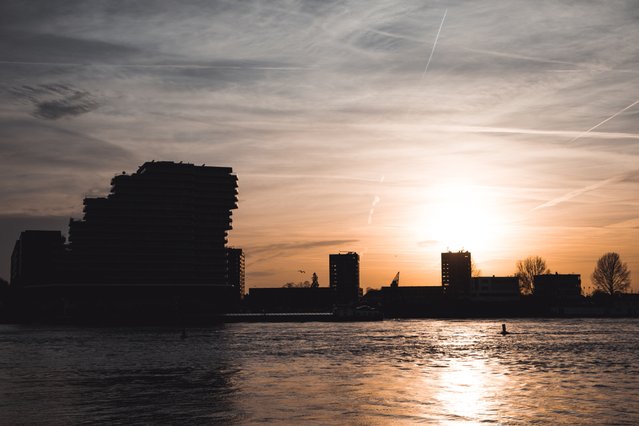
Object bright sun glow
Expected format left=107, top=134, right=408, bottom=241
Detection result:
left=415, top=183, right=505, bottom=254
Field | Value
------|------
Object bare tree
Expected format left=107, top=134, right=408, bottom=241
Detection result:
left=282, top=281, right=312, bottom=288
left=591, top=252, right=631, bottom=295
left=515, top=256, right=549, bottom=295
left=471, top=259, right=482, bottom=277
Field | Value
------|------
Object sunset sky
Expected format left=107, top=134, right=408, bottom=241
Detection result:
left=1, top=0, right=638, bottom=291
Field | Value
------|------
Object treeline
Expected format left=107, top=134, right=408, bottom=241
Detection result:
left=514, top=252, right=632, bottom=295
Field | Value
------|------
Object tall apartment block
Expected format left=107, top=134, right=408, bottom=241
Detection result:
left=441, top=251, right=472, bottom=298
left=329, top=252, right=360, bottom=304
left=67, top=161, right=238, bottom=287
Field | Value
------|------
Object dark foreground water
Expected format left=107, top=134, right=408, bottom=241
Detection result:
left=1, top=319, right=638, bottom=425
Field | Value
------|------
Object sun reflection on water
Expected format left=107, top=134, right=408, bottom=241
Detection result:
left=434, top=358, right=493, bottom=422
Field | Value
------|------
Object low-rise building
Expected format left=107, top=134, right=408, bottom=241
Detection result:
left=534, top=273, right=582, bottom=302
left=470, top=276, right=520, bottom=302
left=380, top=285, right=444, bottom=316
left=11, top=230, right=66, bottom=287
left=248, top=287, right=336, bottom=312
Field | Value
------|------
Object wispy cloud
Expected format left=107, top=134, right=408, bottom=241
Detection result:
left=461, top=47, right=583, bottom=67
left=10, top=84, right=99, bottom=120
left=245, top=239, right=360, bottom=268
left=249, top=239, right=359, bottom=256
left=0, top=60, right=308, bottom=71
left=242, top=173, right=383, bottom=183
left=360, top=123, right=639, bottom=140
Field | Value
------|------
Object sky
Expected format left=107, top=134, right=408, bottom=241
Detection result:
left=1, top=0, right=638, bottom=292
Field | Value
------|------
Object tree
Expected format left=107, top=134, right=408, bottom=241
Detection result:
left=471, top=259, right=482, bottom=277
left=591, top=252, right=631, bottom=295
left=515, top=256, right=549, bottom=295
left=283, top=281, right=311, bottom=288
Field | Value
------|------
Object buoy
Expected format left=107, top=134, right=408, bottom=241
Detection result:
left=500, top=323, right=509, bottom=335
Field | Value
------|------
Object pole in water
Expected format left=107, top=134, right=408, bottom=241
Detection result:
left=181, top=328, right=187, bottom=339
left=501, top=324, right=508, bottom=335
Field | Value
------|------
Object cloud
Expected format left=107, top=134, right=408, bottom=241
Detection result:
left=249, top=239, right=359, bottom=256
left=0, top=117, right=130, bottom=167
left=605, top=218, right=639, bottom=229
left=247, top=270, right=277, bottom=278
left=244, top=239, right=360, bottom=268
left=0, top=29, right=140, bottom=65
left=417, top=240, right=439, bottom=247
left=460, top=47, right=582, bottom=67
left=357, top=123, right=639, bottom=141
left=10, top=84, right=100, bottom=119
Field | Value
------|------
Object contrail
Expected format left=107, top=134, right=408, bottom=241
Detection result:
left=570, top=98, right=639, bottom=143
left=367, top=175, right=385, bottom=225
left=421, top=9, right=447, bottom=80
left=368, top=195, right=381, bottom=225
left=533, top=169, right=639, bottom=210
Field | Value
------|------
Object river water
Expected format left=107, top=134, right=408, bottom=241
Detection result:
left=1, top=319, right=638, bottom=424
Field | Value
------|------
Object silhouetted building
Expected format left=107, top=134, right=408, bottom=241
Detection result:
left=227, top=248, right=245, bottom=299
left=330, top=252, right=360, bottom=304
left=380, top=285, right=443, bottom=317
left=67, top=161, right=238, bottom=287
left=9, top=161, right=240, bottom=322
left=11, top=231, right=66, bottom=287
left=248, top=287, right=336, bottom=312
left=534, top=273, right=581, bottom=303
left=441, top=251, right=471, bottom=298
left=470, top=276, right=520, bottom=302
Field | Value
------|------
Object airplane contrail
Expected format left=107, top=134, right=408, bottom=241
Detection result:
left=570, top=98, right=639, bottom=143
left=368, top=195, right=381, bottom=225
left=366, top=175, right=385, bottom=225
left=421, top=9, right=448, bottom=80
left=533, top=169, right=639, bottom=210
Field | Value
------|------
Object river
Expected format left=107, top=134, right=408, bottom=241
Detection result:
left=1, top=319, right=638, bottom=424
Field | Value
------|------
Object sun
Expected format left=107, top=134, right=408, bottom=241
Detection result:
left=414, top=183, right=505, bottom=254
